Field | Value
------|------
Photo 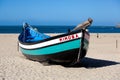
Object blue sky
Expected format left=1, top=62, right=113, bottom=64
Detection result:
left=0, top=0, right=120, bottom=26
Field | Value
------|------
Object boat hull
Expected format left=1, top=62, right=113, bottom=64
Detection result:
left=22, top=48, right=80, bottom=63
left=19, top=30, right=89, bottom=64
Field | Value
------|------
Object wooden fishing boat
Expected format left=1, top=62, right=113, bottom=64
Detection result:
left=18, top=18, right=93, bottom=65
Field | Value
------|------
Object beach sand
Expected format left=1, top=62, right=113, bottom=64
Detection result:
left=0, top=33, right=120, bottom=80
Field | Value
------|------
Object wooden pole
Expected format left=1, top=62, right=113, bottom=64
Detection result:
left=17, top=41, right=19, bottom=52
left=116, top=40, right=118, bottom=48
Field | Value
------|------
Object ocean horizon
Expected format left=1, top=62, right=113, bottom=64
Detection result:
left=0, top=25, right=120, bottom=33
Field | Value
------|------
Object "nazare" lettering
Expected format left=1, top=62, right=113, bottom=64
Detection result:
left=59, top=34, right=79, bottom=42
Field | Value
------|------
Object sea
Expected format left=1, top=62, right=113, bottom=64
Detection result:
left=0, top=26, right=120, bottom=33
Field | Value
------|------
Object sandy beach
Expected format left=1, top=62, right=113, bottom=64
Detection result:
left=0, top=33, right=120, bottom=80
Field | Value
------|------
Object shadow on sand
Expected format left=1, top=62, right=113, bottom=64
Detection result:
left=75, top=57, right=120, bottom=68
left=46, top=57, right=120, bottom=68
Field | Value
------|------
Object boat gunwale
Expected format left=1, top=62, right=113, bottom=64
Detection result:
left=18, top=29, right=89, bottom=45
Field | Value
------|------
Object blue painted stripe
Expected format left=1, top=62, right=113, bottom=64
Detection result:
left=20, top=39, right=81, bottom=55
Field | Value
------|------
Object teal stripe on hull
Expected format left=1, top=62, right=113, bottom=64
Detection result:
left=20, top=39, right=81, bottom=55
